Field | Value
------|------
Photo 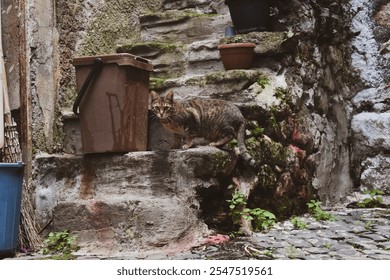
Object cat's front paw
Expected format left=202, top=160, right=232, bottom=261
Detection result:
left=182, top=144, right=190, bottom=150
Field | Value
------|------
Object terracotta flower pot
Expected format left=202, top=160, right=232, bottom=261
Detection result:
left=217, top=42, right=256, bottom=70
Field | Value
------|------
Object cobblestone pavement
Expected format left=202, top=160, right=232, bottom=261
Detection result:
left=186, top=208, right=390, bottom=260
left=8, top=208, right=390, bottom=260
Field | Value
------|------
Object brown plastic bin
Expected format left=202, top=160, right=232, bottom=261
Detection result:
left=72, top=53, right=153, bottom=154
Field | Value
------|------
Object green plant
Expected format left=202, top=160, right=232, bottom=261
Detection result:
left=291, top=216, right=307, bottom=230
left=229, top=139, right=238, bottom=148
left=307, top=200, right=336, bottom=221
left=364, top=221, right=375, bottom=231
left=274, top=87, right=292, bottom=105
left=227, top=190, right=247, bottom=225
left=249, top=208, right=277, bottom=231
left=287, top=245, right=297, bottom=259
left=250, top=126, right=264, bottom=137
left=357, top=189, right=384, bottom=208
left=324, top=243, right=332, bottom=249
left=40, top=230, right=80, bottom=255
left=227, top=190, right=276, bottom=231
left=257, top=76, right=270, bottom=89
left=263, top=249, right=274, bottom=258
left=228, top=35, right=246, bottom=44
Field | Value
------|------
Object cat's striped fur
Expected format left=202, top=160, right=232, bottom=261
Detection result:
left=151, top=90, right=258, bottom=169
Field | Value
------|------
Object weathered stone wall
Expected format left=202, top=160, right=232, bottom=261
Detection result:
left=26, top=0, right=389, bottom=255
left=349, top=0, right=390, bottom=197
left=270, top=0, right=355, bottom=203
left=271, top=0, right=389, bottom=202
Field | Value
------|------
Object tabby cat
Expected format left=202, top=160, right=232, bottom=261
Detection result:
left=150, top=90, right=258, bottom=169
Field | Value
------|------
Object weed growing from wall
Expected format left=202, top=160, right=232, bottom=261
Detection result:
left=307, top=200, right=336, bottom=221
left=40, top=230, right=80, bottom=257
left=357, top=189, right=385, bottom=208
left=227, top=189, right=277, bottom=231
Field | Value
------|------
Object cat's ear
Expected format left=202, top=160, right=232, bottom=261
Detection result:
left=165, top=90, right=174, bottom=102
left=151, top=91, right=159, bottom=102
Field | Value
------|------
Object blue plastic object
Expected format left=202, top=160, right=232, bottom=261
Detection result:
left=0, top=162, right=24, bottom=256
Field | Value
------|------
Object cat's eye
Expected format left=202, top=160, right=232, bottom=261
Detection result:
left=152, top=105, right=160, bottom=111
left=163, top=105, right=172, bottom=110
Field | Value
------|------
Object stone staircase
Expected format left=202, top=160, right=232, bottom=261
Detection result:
left=34, top=0, right=291, bottom=257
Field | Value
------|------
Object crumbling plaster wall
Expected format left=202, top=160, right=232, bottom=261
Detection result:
left=1, top=0, right=21, bottom=110
left=28, top=0, right=59, bottom=153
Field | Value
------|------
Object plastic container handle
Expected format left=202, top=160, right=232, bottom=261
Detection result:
left=72, top=58, right=103, bottom=116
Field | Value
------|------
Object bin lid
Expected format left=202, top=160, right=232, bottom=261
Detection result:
left=72, top=53, right=153, bottom=72
left=0, top=161, right=24, bottom=168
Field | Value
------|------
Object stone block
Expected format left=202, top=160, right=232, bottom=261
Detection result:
left=33, top=147, right=236, bottom=256
left=351, top=112, right=390, bottom=151
left=360, top=155, right=390, bottom=194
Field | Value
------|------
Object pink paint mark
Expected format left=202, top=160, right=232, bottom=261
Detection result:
left=89, top=199, right=101, bottom=215
left=292, top=128, right=301, bottom=142
left=289, top=145, right=306, bottom=161
left=201, top=234, right=230, bottom=245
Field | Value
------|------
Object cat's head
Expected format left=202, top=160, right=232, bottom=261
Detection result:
left=150, top=90, right=174, bottom=119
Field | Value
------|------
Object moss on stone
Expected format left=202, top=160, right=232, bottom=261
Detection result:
left=78, top=0, right=163, bottom=56
left=193, top=150, right=234, bottom=179
left=117, top=41, right=184, bottom=54
left=212, top=151, right=234, bottom=173
left=186, top=70, right=265, bottom=87
left=149, top=77, right=168, bottom=89
left=141, top=9, right=217, bottom=23
left=246, top=135, right=295, bottom=168
left=257, top=164, right=277, bottom=190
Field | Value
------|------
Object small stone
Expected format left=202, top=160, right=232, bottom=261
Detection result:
left=338, top=248, right=363, bottom=257
left=361, top=233, right=389, bottom=242
left=287, top=238, right=312, bottom=248
left=306, top=247, right=331, bottom=254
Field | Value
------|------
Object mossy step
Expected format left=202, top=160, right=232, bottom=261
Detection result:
left=117, top=41, right=186, bottom=78
left=149, top=69, right=266, bottom=91
left=149, top=68, right=289, bottom=120
left=117, top=31, right=292, bottom=78
left=162, top=0, right=222, bottom=13
left=140, top=9, right=219, bottom=28
left=139, top=9, right=230, bottom=44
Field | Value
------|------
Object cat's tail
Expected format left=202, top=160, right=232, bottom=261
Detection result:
left=237, top=122, right=259, bottom=170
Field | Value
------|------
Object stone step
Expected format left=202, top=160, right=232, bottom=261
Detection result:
left=149, top=69, right=278, bottom=103
left=117, top=41, right=188, bottom=78
left=117, top=31, right=291, bottom=78
left=162, top=0, right=226, bottom=14
left=139, top=9, right=231, bottom=44
left=33, top=148, right=236, bottom=256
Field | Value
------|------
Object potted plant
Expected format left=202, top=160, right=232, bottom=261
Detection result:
left=225, top=0, right=271, bottom=33
left=218, top=35, right=256, bottom=70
